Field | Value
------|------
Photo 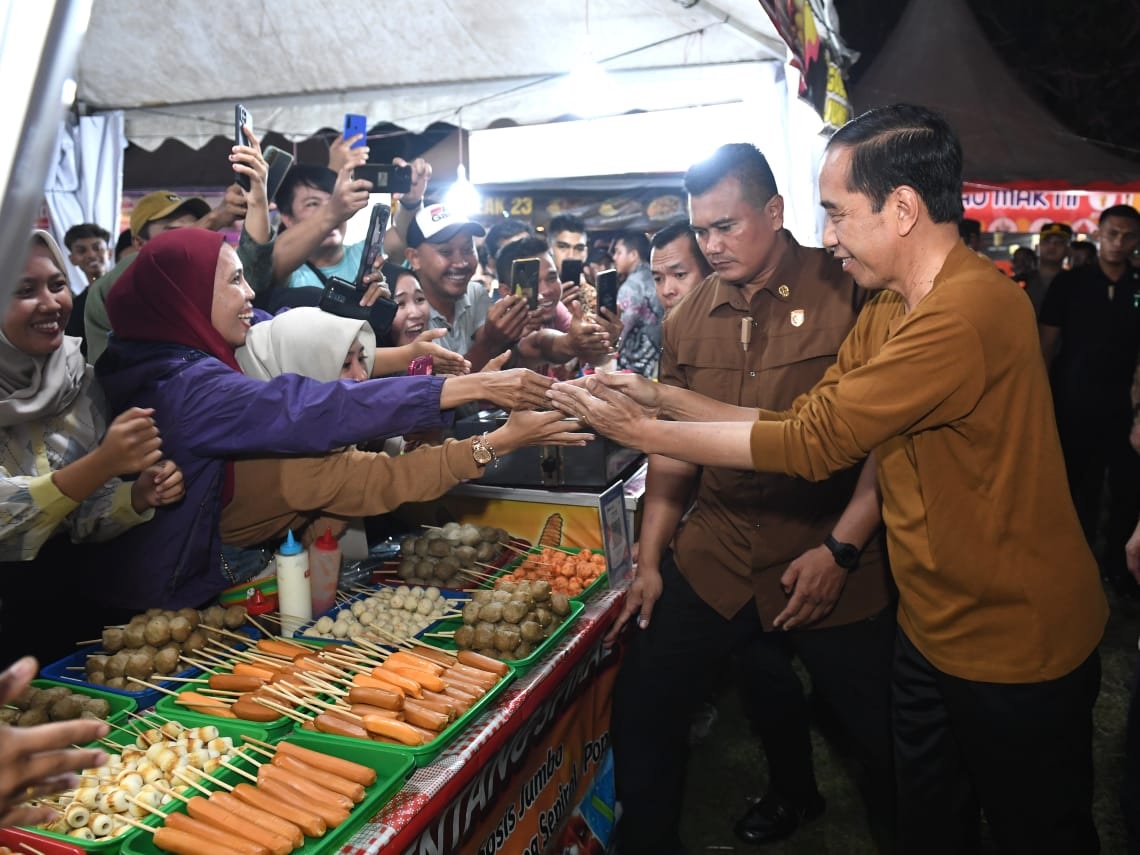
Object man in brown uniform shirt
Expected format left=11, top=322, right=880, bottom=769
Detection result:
left=605, top=144, right=894, bottom=854
left=553, top=106, right=1108, bottom=855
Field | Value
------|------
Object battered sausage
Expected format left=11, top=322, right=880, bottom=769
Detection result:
left=272, top=753, right=365, bottom=803
left=209, top=791, right=304, bottom=849
left=346, top=686, right=403, bottom=711
left=186, top=795, right=293, bottom=855
left=232, top=782, right=326, bottom=838
left=274, top=740, right=377, bottom=786
left=162, top=812, right=270, bottom=855
left=254, top=775, right=349, bottom=828
left=457, top=649, right=511, bottom=677
left=361, top=714, right=429, bottom=746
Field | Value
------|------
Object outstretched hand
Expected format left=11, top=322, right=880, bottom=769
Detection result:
left=0, top=657, right=109, bottom=827
left=411, top=330, right=470, bottom=376
left=546, top=374, right=654, bottom=445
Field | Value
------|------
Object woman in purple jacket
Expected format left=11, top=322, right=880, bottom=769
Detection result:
left=95, top=228, right=552, bottom=610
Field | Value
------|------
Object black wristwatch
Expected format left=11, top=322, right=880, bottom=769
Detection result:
left=824, top=534, right=861, bottom=572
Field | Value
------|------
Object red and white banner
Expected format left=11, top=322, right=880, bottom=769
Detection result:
left=962, top=186, right=1139, bottom=235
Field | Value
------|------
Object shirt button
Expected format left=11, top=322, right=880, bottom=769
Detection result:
left=749, top=371, right=756, bottom=377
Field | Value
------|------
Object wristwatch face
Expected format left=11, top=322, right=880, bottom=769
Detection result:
left=472, top=438, right=494, bottom=466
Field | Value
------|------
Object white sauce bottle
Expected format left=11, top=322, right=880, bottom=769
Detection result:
left=275, top=529, right=311, bottom=636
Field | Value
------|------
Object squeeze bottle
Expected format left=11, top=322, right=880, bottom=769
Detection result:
left=275, top=529, right=311, bottom=636
left=308, top=528, right=342, bottom=617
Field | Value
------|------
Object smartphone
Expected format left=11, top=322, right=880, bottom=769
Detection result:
left=367, top=296, right=398, bottom=339
left=234, top=104, right=252, bottom=190
left=344, top=113, right=368, bottom=149
left=318, top=276, right=372, bottom=321
left=511, top=258, right=541, bottom=310
left=596, top=268, right=618, bottom=315
left=354, top=163, right=413, bottom=195
left=560, top=258, right=584, bottom=284
left=355, top=203, right=391, bottom=286
left=263, top=145, right=295, bottom=206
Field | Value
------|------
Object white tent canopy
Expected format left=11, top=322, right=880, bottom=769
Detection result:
left=78, top=0, right=790, bottom=151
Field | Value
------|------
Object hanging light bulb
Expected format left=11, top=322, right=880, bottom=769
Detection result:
left=444, top=164, right=481, bottom=218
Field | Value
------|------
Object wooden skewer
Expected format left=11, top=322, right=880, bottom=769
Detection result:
left=156, top=783, right=191, bottom=805
left=251, top=697, right=309, bottom=723
left=421, top=630, right=456, bottom=639
left=244, top=612, right=278, bottom=638
left=126, top=677, right=179, bottom=698
left=204, top=626, right=259, bottom=647
left=218, top=757, right=259, bottom=783
left=239, top=735, right=277, bottom=755
left=119, top=814, right=157, bottom=833
left=127, top=793, right=169, bottom=819
left=181, top=764, right=233, bottom=792
left=74, top=638, right=101, bottom=646
left=63, top=665, right=87, bottom=671
left=105, top=719, right=144, bottom=739
left=170, top=767, right=216, bottom=796
left=196, top=687, right=243, bottom=697
left=412, top=637, right=454, bottom=653
left=149, top=675, right=207, bottom=683
left=364, top=625, right=414, bottom=649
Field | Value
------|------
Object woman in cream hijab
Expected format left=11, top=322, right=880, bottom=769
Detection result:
left=0, top=232, right=183, bottom=663
left=221, top=307, right=585, bottom=581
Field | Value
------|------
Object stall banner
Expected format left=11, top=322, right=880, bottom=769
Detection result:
left=384, top=637, right=621, bottom=855
left=470, top=656, right=618, bottom=855
left=962, top=187, right=1139, bottom=235
left=758, top=0, right=851, bottom=129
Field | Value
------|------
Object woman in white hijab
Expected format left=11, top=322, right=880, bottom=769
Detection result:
left=221, top=307, right=586, bottom=581
left=0, top=232, right=184, bottom=663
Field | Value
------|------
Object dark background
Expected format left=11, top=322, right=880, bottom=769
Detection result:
left=835, top=0, right=1140, bottom=162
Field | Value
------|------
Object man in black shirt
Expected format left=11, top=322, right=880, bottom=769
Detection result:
left=1040, top=204, right=1140, bottom=595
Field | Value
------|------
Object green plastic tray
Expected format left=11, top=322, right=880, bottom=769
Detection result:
left=120, top=731, right=414, bottom=855
left=22, top=712, right=269, bottom=852
left=154, top=676, right=297, bottom=740
left=296, top=660, right=515, bottom=768
left=420, top=599, right=584, bottom=674
left=24, top=679, right=137, bottom=731
left=488, top=546, right=609, bottom=603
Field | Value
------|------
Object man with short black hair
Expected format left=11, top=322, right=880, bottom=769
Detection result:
left=553, top=105, right=1107, bottom=855
left=494, top=236, right=610, bottom=371
left=1071, top=239, right=1097, bottom=268
left=598, top=145, right=894, bottom=853
left=611, top=229, right=663, bottom=376
left=482, top=218, right=533, bottom=299
left=1040, top=204, right=1140, bottom=597
left=649, top=218, right=712, bottom=313
left=63, top=223, right=111, bottom=287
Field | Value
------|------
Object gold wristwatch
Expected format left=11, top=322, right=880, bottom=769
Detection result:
left=471, top=433, right=496, bottom=466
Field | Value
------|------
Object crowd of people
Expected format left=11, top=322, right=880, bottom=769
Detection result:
left=2, top=103, right=1139, bottom=853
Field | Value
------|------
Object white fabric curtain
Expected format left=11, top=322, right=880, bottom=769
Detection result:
left=43, top=111, right=125, bottom=293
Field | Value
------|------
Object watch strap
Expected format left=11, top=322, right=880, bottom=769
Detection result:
left=824, top=533, right=861, bottom=572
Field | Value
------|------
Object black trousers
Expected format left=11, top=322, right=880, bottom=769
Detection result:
left=1060, top=414, right=1140, bottom=582
left=893, top=628, right=1100, bottom=855
left=1120, top=654, right=1140, bottom=855
left=612, top=553, right=895, bottom=854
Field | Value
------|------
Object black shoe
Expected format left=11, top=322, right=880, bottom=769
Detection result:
left=733, top=791, right=826, bottom=845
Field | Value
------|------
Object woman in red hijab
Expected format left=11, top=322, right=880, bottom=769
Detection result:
left=95, top=229, right=554, bottom=610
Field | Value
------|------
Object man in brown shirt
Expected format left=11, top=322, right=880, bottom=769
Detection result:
left=604, top=144, right=894, bottom=854
left=553, top=106, right=1107, bottom=854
